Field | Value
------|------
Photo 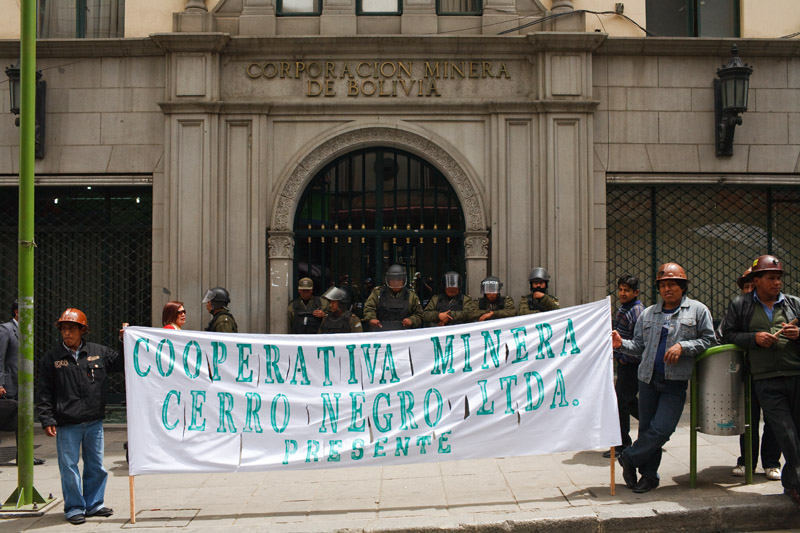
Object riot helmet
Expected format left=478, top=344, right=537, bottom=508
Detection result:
left=385, top=264, right=407, bottom=289
left=202, top=286, right=231, bottom=309
left=322, top=286, right=347, bottom=302
left=481, top=276, right=502, bottom=296
left=528, top=267, right=550, bottom=283
left=442, top=271, right=461, bottom=289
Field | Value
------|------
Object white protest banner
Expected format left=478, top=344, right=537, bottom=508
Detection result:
left=124, top=297, right=619, bottom=475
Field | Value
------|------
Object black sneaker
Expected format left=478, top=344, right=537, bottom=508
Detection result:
left=67, top=514, right=86, bottom=525
left=88, top=507, right=114, bottom=517
left=632, top=476, right=660, bottom=493
left=618, top=453, right=638, bottom=488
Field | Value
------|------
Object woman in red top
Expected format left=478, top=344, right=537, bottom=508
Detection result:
left=162, top=301, right=186, bottom=330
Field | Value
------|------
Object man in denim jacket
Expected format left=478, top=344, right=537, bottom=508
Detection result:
left=612, top=263, right=715, bottom=493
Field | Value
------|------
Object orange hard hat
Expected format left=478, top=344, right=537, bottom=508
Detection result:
left=656, top=262, right=687, bottom=282
left=736, top=267, right=753, bottom=289
left=751, top=255, right=783, bottom=275
left=54, top=308, right=89, bottom=330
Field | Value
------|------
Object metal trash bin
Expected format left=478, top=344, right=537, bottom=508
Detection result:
left=695, top=344, right=745, bottom=436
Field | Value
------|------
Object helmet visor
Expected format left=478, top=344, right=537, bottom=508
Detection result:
left=481, top=279, right=500, bottom=295
left=444, top=272, right=460, bottom=289
left=386, top=272, right=406, bottom=288
left=201, top=290, right=215, bottom=304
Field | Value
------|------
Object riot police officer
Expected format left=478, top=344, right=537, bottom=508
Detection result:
left=318, top=287, right=363, bottom=334
left=202, top=286, right=239, bottom=332
left=288, top=277, right=329, bottom=334
left=363, top=265, right=423, bottom=331
left=518, top=267, right=559, bottom=315
left=423, top=271, right=478, bottom=327
left=476, top=276, right=516, bottom=322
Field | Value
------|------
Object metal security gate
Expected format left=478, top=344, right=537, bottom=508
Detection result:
left=0, top=185, right=152, bottom=405
left=607, top=184, right=800, bottom=322
left=294, top=147, right=465, bottom=311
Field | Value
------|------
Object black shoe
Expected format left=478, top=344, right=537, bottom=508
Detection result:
left=618, top=453, right=638, bottom=488
left=67, top=514, right=86, bottom=525
left=88, top=507, right=114, bottom=517
left=632, top=476, right=660, bottom=493
left=785, top=488, right=800, bottom=508
left=603, top=445, right=627, bottom=459
left=33, top=457, right=45, bottom=465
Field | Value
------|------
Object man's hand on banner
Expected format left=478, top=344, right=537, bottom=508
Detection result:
left=611, top=330, right=622, bottom=348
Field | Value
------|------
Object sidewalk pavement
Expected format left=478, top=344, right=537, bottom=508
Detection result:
left=1, top=411, right=799, bottom=532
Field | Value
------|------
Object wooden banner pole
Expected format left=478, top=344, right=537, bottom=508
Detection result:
left=129, top=476, right=136, bottom=524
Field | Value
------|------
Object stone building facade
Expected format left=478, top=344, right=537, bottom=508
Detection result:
left=1, top=1, right=799, bottom=334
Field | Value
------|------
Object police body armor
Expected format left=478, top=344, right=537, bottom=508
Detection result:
left=206, top=309, right=237, bottom=332
left=376, top=287, right=410, bottom=331
left=320, top=311, right=353, bottom=334
left=436, top=293, right=464, bottom=313
left=292, top=296, right=323, bottom=334
left=478, top=297, right=499, bottom=311
left=526, top=294, right=546, bottom=313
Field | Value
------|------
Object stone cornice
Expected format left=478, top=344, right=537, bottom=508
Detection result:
left=157, top=99, right=599, bottom=114
left=225, top=33, right=607, bottom=56
left=597, top=37, right=800, bottom=57
left=150, top=33, right=232, bottom=53
left=0, top=38, right=162, bottom=57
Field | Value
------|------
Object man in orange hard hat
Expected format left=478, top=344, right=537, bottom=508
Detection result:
left=36, top=308, right=121, bottom=525
left=721, top=255, right=800, bottom=507
left=612, top=263, right=715, bottom=493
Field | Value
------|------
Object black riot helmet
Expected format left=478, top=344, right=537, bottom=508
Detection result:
left=385, top=264, right=407, bottom=289
left=480, top=276, right=503, bottom=296
left=202, top=287, right=231, bottom=309
left=442, top=271, right=461, bottom=289
left=529, top=267, right=550, bottom=291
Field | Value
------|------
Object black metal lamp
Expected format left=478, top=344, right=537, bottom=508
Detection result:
left=5, top=63, right=46, bottom=159
left=715, top=45, right=753, bottom=157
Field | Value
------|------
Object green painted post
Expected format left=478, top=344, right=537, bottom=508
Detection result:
left=16, top=0, right=37, bottom=506
left=3, top=0, right=49, bottom=510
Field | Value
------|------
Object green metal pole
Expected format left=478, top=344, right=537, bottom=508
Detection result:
left=17, top=0, right=38, bottom=505
left=3, top=0, right=49, bottom=510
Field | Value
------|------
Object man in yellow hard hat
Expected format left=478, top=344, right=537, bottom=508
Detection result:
left=721, top=255, right=800, bottom=506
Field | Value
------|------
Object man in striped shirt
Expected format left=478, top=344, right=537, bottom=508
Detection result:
left=604, top=274, right=645, bottom=459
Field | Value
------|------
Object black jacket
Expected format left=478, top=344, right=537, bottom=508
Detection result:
left=36, top=341, right=121, bottom=428
left=720, top=292, right=800, bottom=379
left=720, top=293, right=800, bottom=348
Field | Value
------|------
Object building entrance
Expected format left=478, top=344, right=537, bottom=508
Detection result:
left=293, top=147, right=465, bottom=311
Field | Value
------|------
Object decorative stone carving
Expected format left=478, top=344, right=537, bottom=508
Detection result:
left=271, top=127, right=487, bottom=233
left=464, top=232, right=489, bottom=259
left=268, top=233, right=294, bottom=259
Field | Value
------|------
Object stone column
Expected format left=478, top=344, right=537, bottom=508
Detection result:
left=464, top=231, right=489, bottom=299
left=268, top=232, right=295, bottom=333
left=174, top=0, right=213, bottom=32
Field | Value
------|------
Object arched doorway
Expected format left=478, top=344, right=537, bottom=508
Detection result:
left=293, top=147, right=465, bottom=311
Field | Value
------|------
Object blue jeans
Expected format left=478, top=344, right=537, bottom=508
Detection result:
left=56, top=420, right=108, bottom=519
left=622, top=372, right=687, bottom=480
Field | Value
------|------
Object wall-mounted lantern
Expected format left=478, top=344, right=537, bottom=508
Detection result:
left=5, top=63, right=46, bottom=159
left=715, top=45, right=753, bottom=157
